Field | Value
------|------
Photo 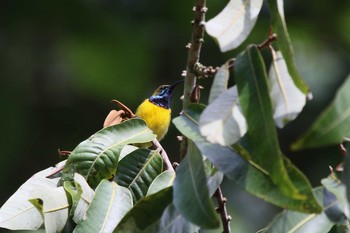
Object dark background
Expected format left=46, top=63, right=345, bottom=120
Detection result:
left=0, top=0, right=349, bottom=232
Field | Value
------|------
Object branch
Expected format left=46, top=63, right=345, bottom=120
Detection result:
left=152, top=139, right=175, bottom=172
left=215, top=187, right=231, bottom=233
left=183, top=0, right=207, bottom=108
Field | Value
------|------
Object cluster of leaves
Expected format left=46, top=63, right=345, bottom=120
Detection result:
left=1, top=0, right=350, bottom=233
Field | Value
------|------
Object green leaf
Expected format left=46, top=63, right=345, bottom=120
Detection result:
left=114, top=187, right=173, bottom=232
left=343, top=142, right=350, bottom=206
left=0, top=161, right=65, bottom=230
left=173, top=103, right=321, bottom=213
left=74, top=180, right=133, bottom=233
left=147, top=171, right=175, bottom=196
left=267, top=0, right=309, bottom=94
left=292, top=75, right=350, bottom=150
left=208, top=64, right=230, bottom=104
left=264, top=188, right=334, bottom=233
left=321, top=176, right=349, bottom=221
left=235, top=45, right=301, bottom=199
left=64, top=181, right=82, bottom=217
left=30, top=187, right=69, bottom=233
left=71, top=173, right=94, bottom=224
left=199, top=86, right=247, bottom=146
left=206, top=0, right=264, bottom=52
left=62, top=118, right=156, bottom=188
left=144, top=204, right=200, bottom=233
left=207, top=171, right=224, bottom=197
left=173, top=140, right=219, bottom=229
left=115, top=149, right=163, bottom=203
left=268, top=49, right=306, bottom=128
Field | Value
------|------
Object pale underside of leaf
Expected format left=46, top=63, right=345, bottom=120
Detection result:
left=206, top=0, right=263, bottom=52
left=269, top=49, right=306, bottom=128
left=208, top=64, right=230, bottom=104
left=200, top=86, right=247, bottom=146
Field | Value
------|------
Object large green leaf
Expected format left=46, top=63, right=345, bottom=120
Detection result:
left=173, top=103, right=321, bottom=213
left=292, top=75, right=350, bottom=150
left=0, top=161, right=65, bottom=231
left=115, top=149, right=163, bottom=203
left=268, top=49, right=306, bottom=128
left=199, top=86, right=247, bottom=146
left=263, top=188, right=333, bottom=233
left=114, top=187, right=173, bottom=232
left=143, top=204, right=200, bottom=233
left=62, top=118, right=156, bottom=188
left=265, top=176, right=349, bottom=233
left=235, top=45, right=301, bottom=198
left=267, top=0, right=309, bottom=94
left=74, top=180, right=133, bottom=233
left=206, top=0, right=263, bottom=52
left=173, top=140, right=220, bottom=229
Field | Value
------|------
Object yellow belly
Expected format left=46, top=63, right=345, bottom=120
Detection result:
left=135, top=99, right=171, bottom=141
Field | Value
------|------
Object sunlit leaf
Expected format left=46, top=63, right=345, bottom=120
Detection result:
left=62, top=118, right=156, bottom=188
left=173, top=103, right=321, bottom=213
left=119, top=145, right=138, bottom=161
left=267, top=0, right=309, bottom=94
left=0, top=161, right=65, bottom=230
left=199, top=86, right=247, bottom=146
left=115, top=149, right=163, bottom=203
left=292, top=75, right=350, bottom=150
left=30, top=187, right=69, bottom=233
left=147, top=171, right=175, bottom=196
left=208, top=64, right=229, bottom=104
left=206, top=0, right=263, bottom=52
left=269, top=49, right=306, bottom=128
left=114, top=187, right=172, bottom=232
left=173, top=140, right=219, bottom=228
left=144, top=204, right=200, bottom=233
left=74, top=180, right=133, bottom=233
left=235, top=45, right=301, bottom=199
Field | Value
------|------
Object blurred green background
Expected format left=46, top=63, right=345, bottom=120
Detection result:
left=0, top=0, right=349, bottom=232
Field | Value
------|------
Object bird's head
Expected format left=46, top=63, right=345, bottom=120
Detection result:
left=149, top=80, right=183, bottom=109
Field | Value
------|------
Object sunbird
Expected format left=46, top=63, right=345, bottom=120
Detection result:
left=135, top=80, right=183, bottom=141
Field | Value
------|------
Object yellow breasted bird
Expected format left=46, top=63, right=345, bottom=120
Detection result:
left=135, top=80, right=183, bottom=141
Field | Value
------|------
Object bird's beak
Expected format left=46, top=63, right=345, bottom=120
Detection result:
left=169, top=79, right=184, bottom=91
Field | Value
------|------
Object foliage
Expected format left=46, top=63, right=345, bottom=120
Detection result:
left=0, top=0, right=349, bottom=233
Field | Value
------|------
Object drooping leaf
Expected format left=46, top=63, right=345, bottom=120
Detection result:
left=235, top=45, right=301, bottom=199
left=267, top=0, right=309, bottom=94
left=268, top=49, right=306, bottom=128
left=115, top=149, right=163, bottom=203
left=173, top=140, right=219, bottom=229
left=64, top=181, right=82, bottom=218
left=206, top=0, right=264, bottom=52
left=263, top=188, right=334, bottom=233
left=173, top=103, right=321, bottom=213
left=30, top=187, right=69, bottom=233
left=199, top=86, right=247, bottom=146
left=62, top=118, right=156, bottom=188
left=114, top=187, right=173, bottom=232
left=147, top=171, right=175, bottom=196
left=292, top=75, right=350, bottom=150
left=71, top=173, right=94, bottom=224
left=208, top=64, right=230, bottom=104
left=0, top=161, right=65, bottom=230
left=143, top=204, right=200, bottom=233
left=74, top=180, right=133, bottom=233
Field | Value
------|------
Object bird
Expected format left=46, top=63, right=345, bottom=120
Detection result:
left=135, top=80, right=183, bottom=141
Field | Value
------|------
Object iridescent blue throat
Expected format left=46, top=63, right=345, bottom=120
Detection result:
left=149, top=89, right=173, bottom=109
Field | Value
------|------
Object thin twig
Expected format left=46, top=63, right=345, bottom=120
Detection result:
left=257, top=33, right=277, bottom=50
left=215, top=187, right=231, bottom=233
left=152, top=139, right=175, bottom=172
